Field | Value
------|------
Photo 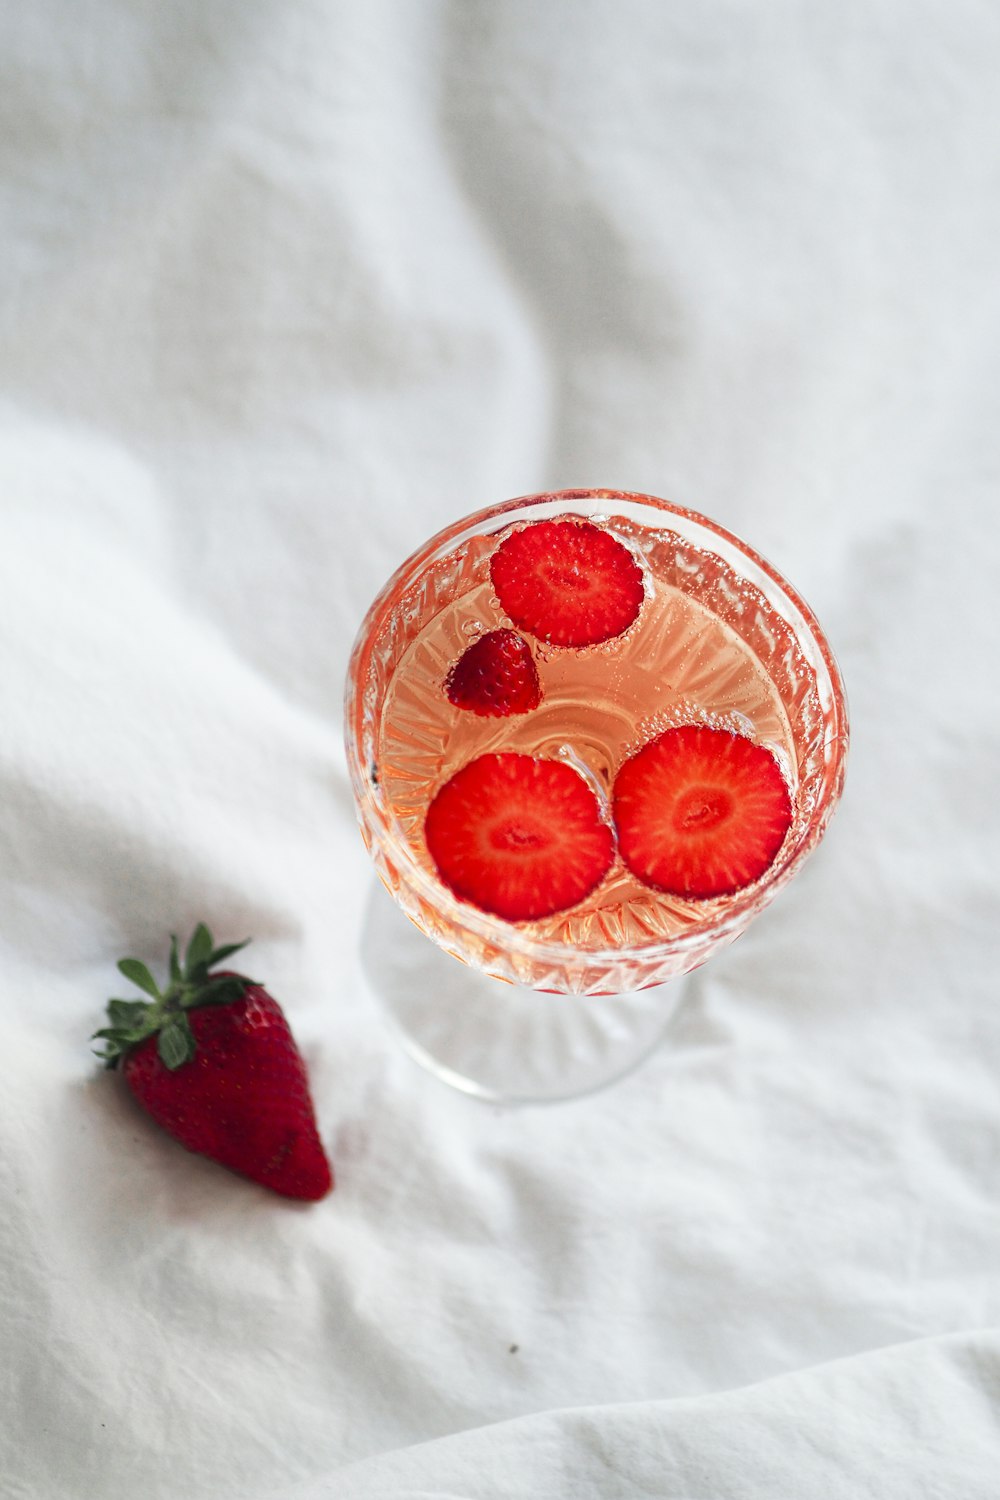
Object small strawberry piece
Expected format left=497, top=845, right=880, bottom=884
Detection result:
left=445, top=628, right=542, bottom=717
left=612, top=725, right=793, bottom=899
left=490, top=519, right=644, bottom=647
left=94, top=925, right=332, bottom=1201
left=425, top=752, right=614, bottom=922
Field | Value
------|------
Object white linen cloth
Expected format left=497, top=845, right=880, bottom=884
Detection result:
left=2, top=3, right=999, bottom=1496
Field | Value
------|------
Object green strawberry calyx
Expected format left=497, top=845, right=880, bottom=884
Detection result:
left=93, top=924, right=255, bottom=1072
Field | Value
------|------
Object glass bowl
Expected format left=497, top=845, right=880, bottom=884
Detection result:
left=345, top=489, right=848, bottom=1100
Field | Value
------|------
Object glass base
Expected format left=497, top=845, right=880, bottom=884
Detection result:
left=360, top=881, right=686, bottom=1103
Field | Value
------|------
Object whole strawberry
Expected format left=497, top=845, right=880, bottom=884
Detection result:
left=94, top=925, right=333, bottom=1201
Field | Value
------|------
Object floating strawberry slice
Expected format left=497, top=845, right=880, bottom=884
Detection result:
left=612, top=726, right=793, bottom=899
left=425, top=753, right=614, bottom=922
left=445, top=628, right=542, bottom=717
left=490, top=519, right=644, bottom=647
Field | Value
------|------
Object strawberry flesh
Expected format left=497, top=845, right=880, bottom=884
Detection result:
left=424, top=752, right=614, bottom=922
left=490, top=519, right=644, bottom=647
left=445, top=628, right=542, bottom=717
left=612, top=725, right=793, bottom=899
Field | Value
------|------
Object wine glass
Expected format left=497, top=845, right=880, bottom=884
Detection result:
left=344, top=490, right=848, bottom=1103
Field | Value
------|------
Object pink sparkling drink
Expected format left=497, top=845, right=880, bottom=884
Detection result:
left=345, top=490, right=848, bottom=999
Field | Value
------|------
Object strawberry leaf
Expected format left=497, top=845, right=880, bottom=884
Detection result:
left=158, top=1015, right=195, bottom=1070
left=169, top=935, right=183, bottom=985
left=117, top=958, right=161, bottom=1000
left=93, top=1036, right=126, bottom=1068
left=184, top=924, right=214, bottom=979
left=186, top=975, right=248, bottom=1009
left=93, top=1017, right=153, bottom=1067
left=107, top=999, right=150, bottom=1029
left=207, top=940, right=249, bottom=967
left=94, top=1025, right=142, bottom=1045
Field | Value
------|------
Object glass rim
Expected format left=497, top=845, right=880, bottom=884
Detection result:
left=344, top=488, right=849, bottom=968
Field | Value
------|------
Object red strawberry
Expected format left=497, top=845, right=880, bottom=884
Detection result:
left=94, top=925, right=332, bottom=1201
left=445, top=628, right=542, bottom=717
left=612, top=726, right=793, bottom=899
left=489, top=519, right=644, bottom=647
left=424, top=753, right=614, bottom=922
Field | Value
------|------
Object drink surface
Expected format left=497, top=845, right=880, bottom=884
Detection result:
left=374, top=513, right=808, bottom=953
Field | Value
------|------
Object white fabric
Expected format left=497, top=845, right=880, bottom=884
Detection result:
left=2, top=3, right=998, bottom=1497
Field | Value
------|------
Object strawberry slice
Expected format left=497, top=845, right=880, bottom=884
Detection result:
left=612, top=726, right=793, bottom=899
left=424, top=753, right=614, bottom=922
left=490, top=519, right=644, bottom=647
left=445, top=628, right=542, bottom=717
